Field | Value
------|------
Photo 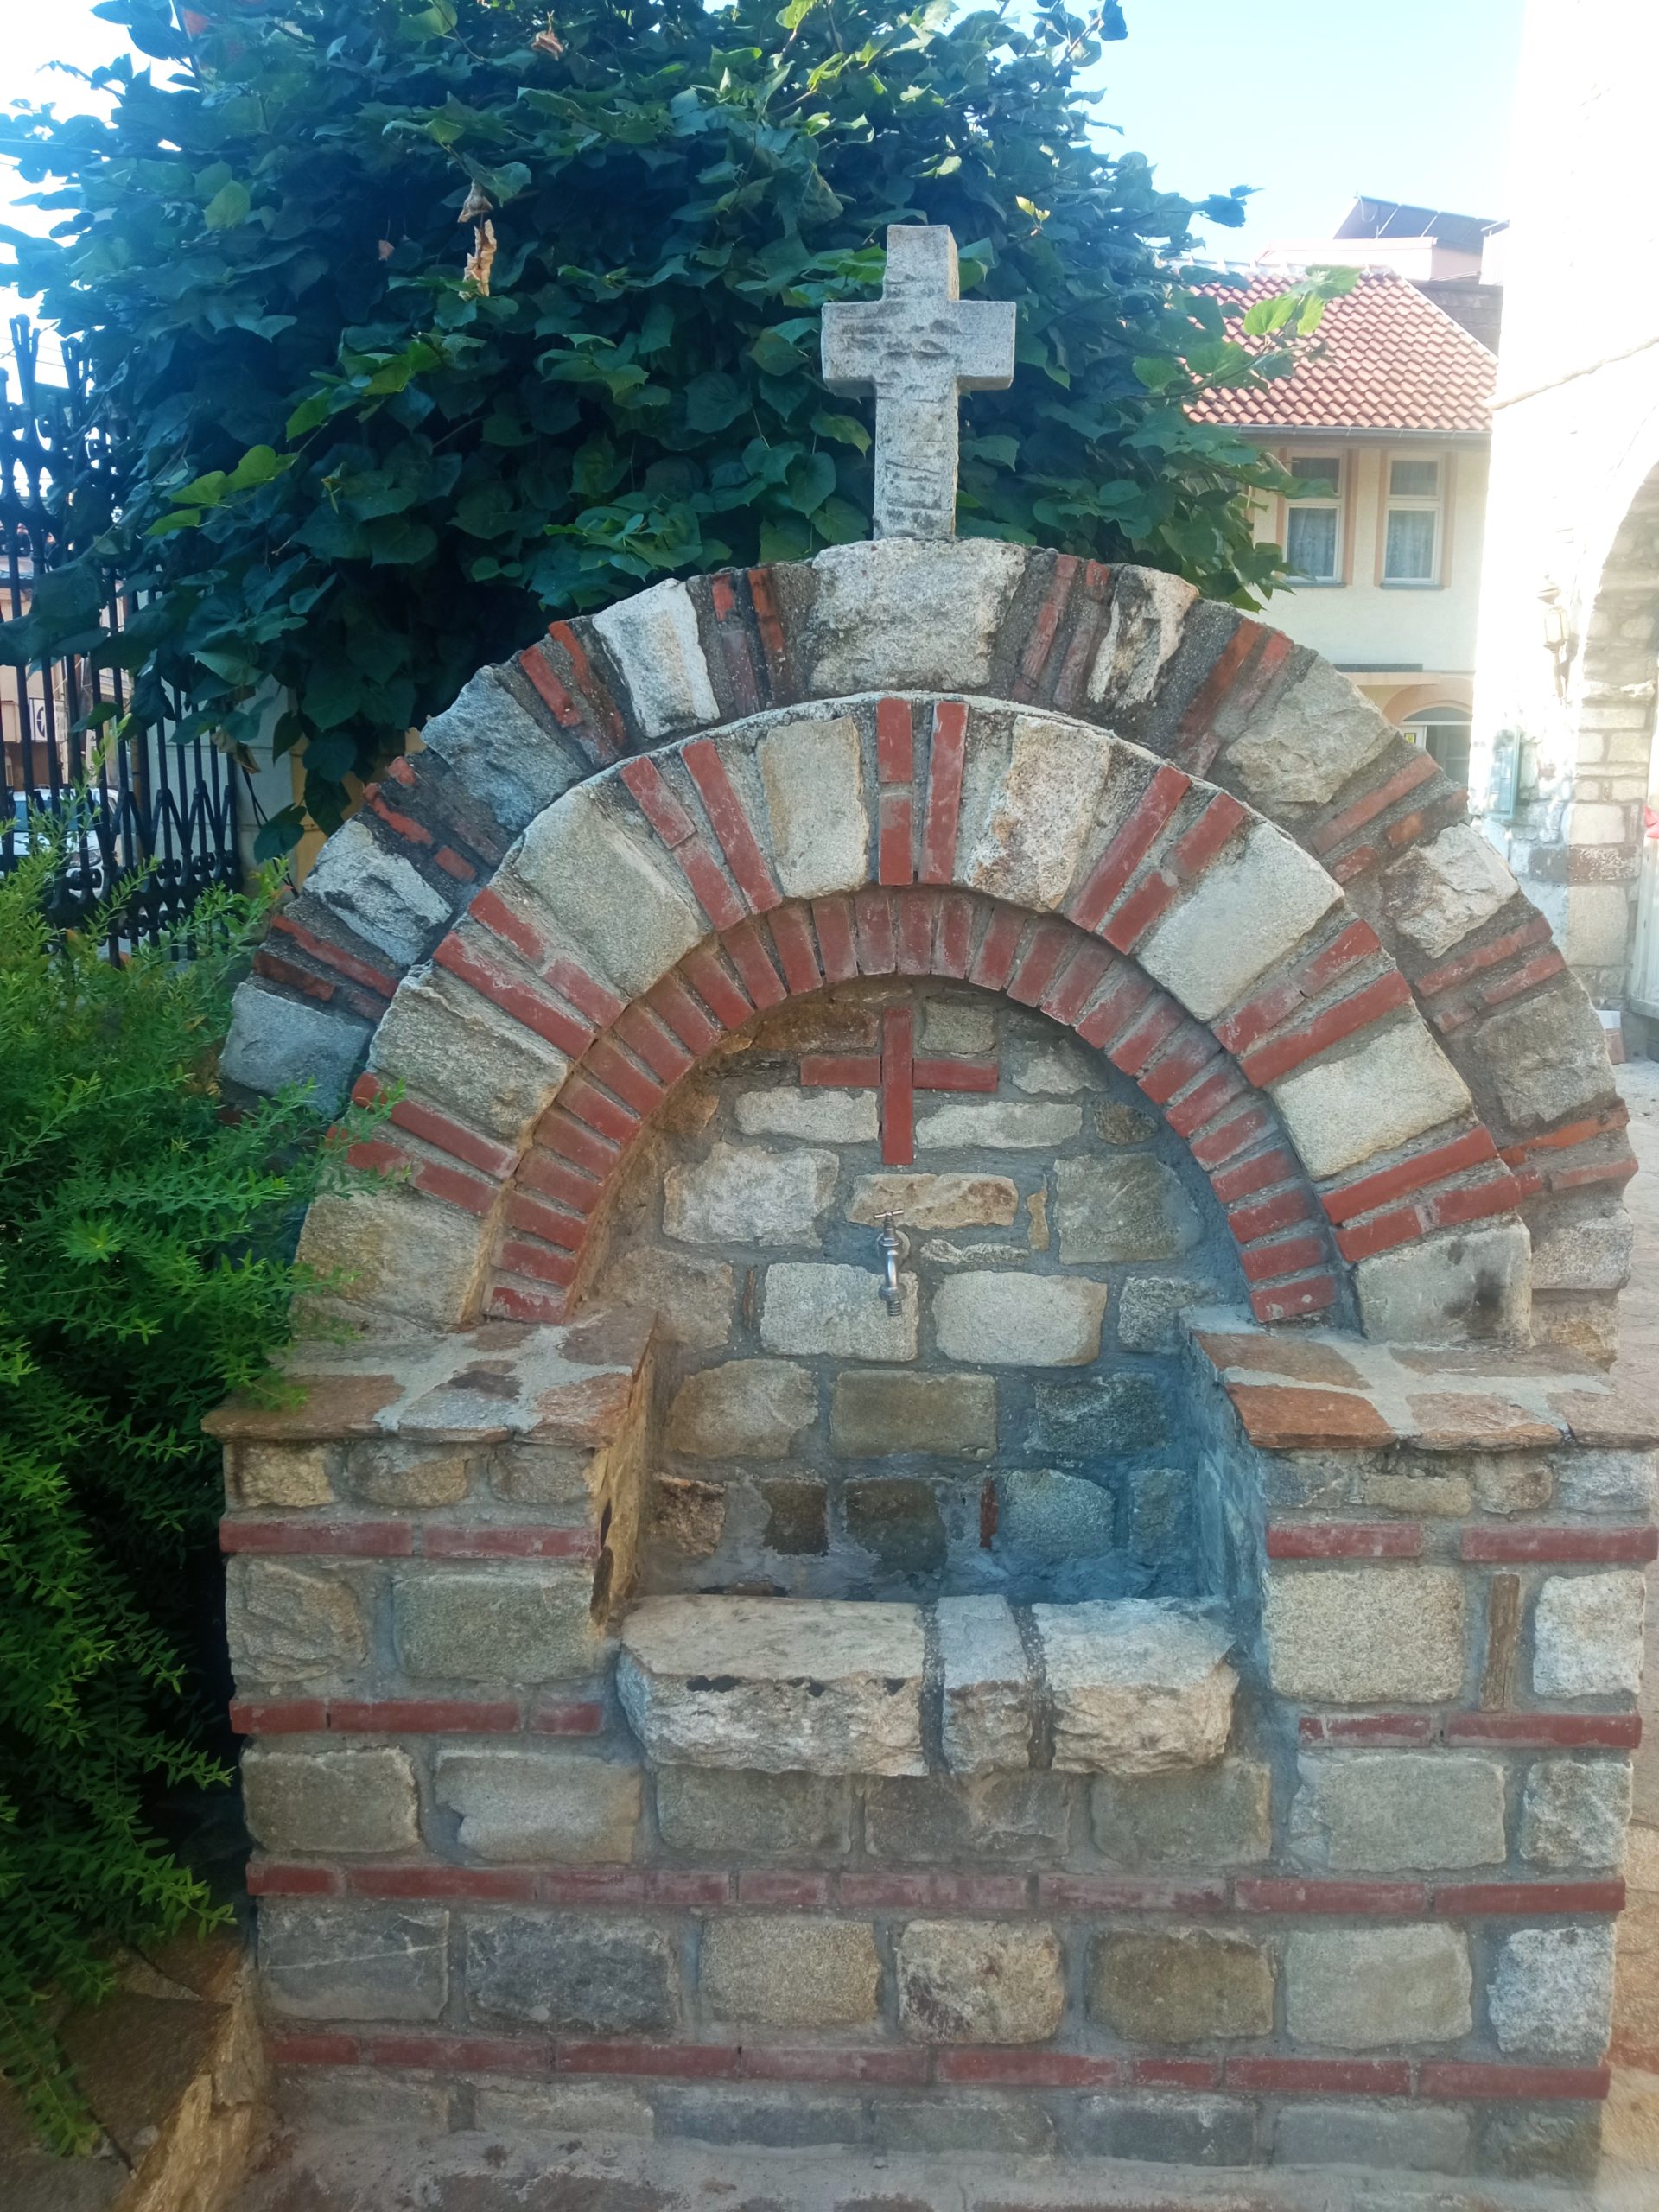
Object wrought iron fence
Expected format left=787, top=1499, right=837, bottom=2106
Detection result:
left=0, top=318, right=243, bottom=950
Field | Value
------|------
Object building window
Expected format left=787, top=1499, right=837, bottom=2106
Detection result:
left=1383, top=455, right=1443, bottom=584
left=1404, top=705, right=1471, bottom=792
left=1284, top=454, right=1342, bottom=582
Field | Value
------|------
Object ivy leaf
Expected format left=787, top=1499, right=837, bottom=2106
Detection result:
left=285, top=391, right=334, bottom=440
left=454, top=481, right=517, bottom=538
left=1132, top=356, right=1180, bottom=392
left=686, top=372, right=748, bottom=433
left=810, top=409, right=870, bottom=454
left=201, top=181, right=251, bottom=231
left=750, top=327, right=809, bottom=377
left=228, top=445, right=289, bottom=491
left=816, top=494, right=868, bottom=543
left=302, top=732, right=359, bottom=780
left=963, top=434, right=1020, bottom=468
left=194, top=646, right=257, bottom=685
left=253, top=804, right=308, bottom=861
left=783, top=451, right=836, bottom=514
left=365, top=517, right=440, bottom=566
left=400, top=0, right=459, bottom=35
left=758, top=513, right=810, bottom=561
left=302, top=664, right=363, bottom=732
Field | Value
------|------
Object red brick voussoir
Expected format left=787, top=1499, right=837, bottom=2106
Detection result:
left=392, top=694, right=1526, bottom=1331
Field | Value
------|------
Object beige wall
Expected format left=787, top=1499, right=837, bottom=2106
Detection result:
left=1254, top=437, right=1486, bottom=728
left=1471, top=0, right=1659, bottom=1005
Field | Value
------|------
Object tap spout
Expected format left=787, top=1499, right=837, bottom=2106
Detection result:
left=877, top=1211, right=902, bottom=1313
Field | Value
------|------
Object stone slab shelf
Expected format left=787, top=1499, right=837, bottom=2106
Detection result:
left=616, top=1594, right=1236, bottom=1778
left=1185, top=1314, right=1658, bottom=1454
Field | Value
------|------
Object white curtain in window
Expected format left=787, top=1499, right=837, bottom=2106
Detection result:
left=1287, top=506, right=1338, bottom=582
left=1385, top=508, right=1436, bottom=582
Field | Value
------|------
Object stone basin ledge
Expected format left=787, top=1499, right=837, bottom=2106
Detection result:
left=616, top=1592, right=1237, bottom=1778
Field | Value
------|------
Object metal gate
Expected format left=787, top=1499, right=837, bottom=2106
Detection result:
left=0, top=320, right=243, bottom=951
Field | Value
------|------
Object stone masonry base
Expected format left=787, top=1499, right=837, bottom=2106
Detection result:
left=216, top=1313, right=1659, bottom=2190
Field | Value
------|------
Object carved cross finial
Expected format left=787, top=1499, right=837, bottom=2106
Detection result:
left=821, top=225, right=1017, bottom=542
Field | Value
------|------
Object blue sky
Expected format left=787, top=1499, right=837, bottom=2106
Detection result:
left=1094, top=0, right=1523, bottom=259
left=0, top=0, right=1526, bottom=368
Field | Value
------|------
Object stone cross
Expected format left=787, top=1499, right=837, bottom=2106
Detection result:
left=822, top=225, right=1017, bottom=541
left=802, top=1004, right=999, bottom=1166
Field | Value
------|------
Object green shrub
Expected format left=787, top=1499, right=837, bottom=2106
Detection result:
left=0, top=837, right=371, bottom=2151
left=0, top=0, right=1341, bottom=855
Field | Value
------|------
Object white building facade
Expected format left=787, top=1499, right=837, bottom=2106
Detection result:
left=1471, top=0, right=1659, bottom=1029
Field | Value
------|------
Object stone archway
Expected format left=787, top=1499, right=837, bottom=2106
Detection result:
left=284, top=694, right=1541, bottom=1353
left=226, top=543, right=1632, bottom=1361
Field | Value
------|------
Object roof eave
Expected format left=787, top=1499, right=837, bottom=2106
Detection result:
left=1195, top=421, right=1491, bottom=443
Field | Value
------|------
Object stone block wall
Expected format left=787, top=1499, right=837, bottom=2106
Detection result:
left=588, top=976, right=1236, bottom=1603
left=219, top=1314, right=1656, bottom=2184
left=210, top=537, right=1656, bottom=2186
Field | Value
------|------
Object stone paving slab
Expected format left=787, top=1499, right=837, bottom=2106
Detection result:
left=232, top=2121, right=1643, bottom=2212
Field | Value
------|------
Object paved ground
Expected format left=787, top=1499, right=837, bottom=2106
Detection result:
left=234, top=2124, right=1628, bottom=2212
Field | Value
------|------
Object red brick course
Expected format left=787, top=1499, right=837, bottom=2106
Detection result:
left=269, top=910, right=399, bottom=1000
left=932, top=2050, right=1122, bottom=2089
left=1419, top=2062, right=1609, bottom=2103
left=247, top=1862, right=342, bottom=1897
left=919, top=701, right=969, bottom=884
left=1434, top=1882, right=1624, bottom=1917
left=264, top=2005, right=1620, bottom=2121
left=1299, top=1713, right=1433, bottom=1746
left=1235, top=1880, right=1428, bottom=1915
left=1227, top=2056, right=1410, bottom=2095
left=1460, top=1526, right=1658, bottom=1563
left=1446, top=1713, right=1643, bottom=1750
left=1237, top=972, right=1412, bottom=1089
left=1266, top=1522, right=1423, bottom=1560
left=231, top=1695, right=595, bottom=1737
left=221, top=1516, right=412, bottom=1557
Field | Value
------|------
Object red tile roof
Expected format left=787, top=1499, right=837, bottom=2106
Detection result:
left=1186, top=270, right=1495, bottom=435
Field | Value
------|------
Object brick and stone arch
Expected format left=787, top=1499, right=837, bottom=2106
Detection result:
left=227, top=541, right=1633, bottom=1362
left=214, top=529, right=1656, bottom=2185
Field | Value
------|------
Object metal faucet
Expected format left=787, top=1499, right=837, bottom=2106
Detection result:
left=877, top=1212, right=903, bottom=1313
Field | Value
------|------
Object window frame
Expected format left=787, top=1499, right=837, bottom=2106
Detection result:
left=1402, top=703, right=1472, bottom=792
left=1381, top=449, right=1446, bottom=588
left=1280, top=450, right=1346, bottom=588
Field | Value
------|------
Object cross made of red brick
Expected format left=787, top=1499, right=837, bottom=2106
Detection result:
left=801, top=1003, right=999, bottom=1166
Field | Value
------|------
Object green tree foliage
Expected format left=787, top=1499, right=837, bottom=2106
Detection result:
left=0, top=839, right=374, bottom=2150
left=2, top=0, right=1333, bottom=858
